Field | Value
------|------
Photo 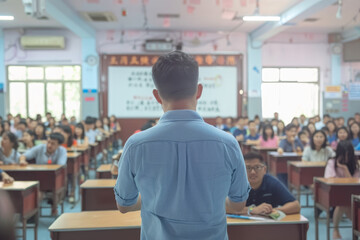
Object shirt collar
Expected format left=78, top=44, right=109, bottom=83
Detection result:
left=42, top=144, right=57, bottom=157
left=158, top=110, right=203, bottom=123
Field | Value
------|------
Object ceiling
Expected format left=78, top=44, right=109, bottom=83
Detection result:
left=0, top=0, right=359, bottom=34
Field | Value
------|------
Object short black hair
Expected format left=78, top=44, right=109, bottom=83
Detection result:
left=298, top=130, right=306, bottom=138
left=152, top=50, right=199, bottom=101
left=285, top=123, right=296, bottom=132
left=18, top=120, right=27, bottom=127
left=244, top=152, right=266, bottom=165
left=323, top=114, right=330, bottom=118
left=49, top=132, right=64, bottom=145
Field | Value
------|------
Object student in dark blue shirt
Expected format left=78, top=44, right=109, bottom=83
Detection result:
left=233, top=152, right=300, bottom=216
left=245, top=121, right=260, bottom=145
left=233, top=117, right=247, bottom=141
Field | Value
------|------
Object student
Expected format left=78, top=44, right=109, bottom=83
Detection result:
left=59, top=125, right=76, bottom=148
left=22, top=130, right=36, bottom=150
left=331, top=126, right=350, bottom=150
left=34, top=123, right=47, bottom=141
left=3, top=121, right=11, bottom=133
left=84, top=117, right=97, bottom=144
left=74, top=123, right=89, bottom=148
left=299, top=114, right=307, bottom=129
left=233, top=117, right=247, bottom=142
left=109, top=115, right=121, bottom=132
left=315, top=114, right=330, bottom=130
left=277, top=124, right=304, bottom=154
left=259, top=124, right=278, bottom=148
left=326, top=121, right=337, bottom=144
left=302, top=130, right=335, bottom=162
left=349, top=122, right=360, bottom=147
left=291, top=117, right=300, bottom=132
left=46, top=117, right=56, bottom=133
left=102, top=116, right=111, bottom=132
left=114, top=51, right=249, bottom=239
left=44, top=112, right=52, bottom=127
left=19, top=132, right=67, bottom=165
left=324, top=140, right=360, bottom=239
left=307, top=122, right=316, bottom=136
left=270, top=118, right=278, bottom=133
left=355, top=112, right=360, bottom=123
left=95, top=119, right=109, bottom=137
left=28, top=119, right=37, bottom=132
left=15, top=120, right=27, bottom=139
left=214, top=116, right=228, bottom=131
left=229, top=152, right=300, bottom=216
left=347, top=117, right=355, bottom=130
left=245, top=121, right=260, bottom=145
left=298, top=131, right=309, bottom=147
left=0, top=132, right=20, bottom=165
left=225, top=117, right=235, bottom=133
left=276, top=120, right=285, bottom=138
left=70, top=116, right=77, bottom=126
left=335, top=117, right=345, bottom=129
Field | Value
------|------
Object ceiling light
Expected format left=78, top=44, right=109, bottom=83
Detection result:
left=0, top=15, right=14, bottom=21
left=243, top=16, right=280, bottom=22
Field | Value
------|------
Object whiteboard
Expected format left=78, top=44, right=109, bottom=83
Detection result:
left=108, top=66, right=238, bottom=118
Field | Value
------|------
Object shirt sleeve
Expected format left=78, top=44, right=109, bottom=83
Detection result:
left=279, top=139, right=286, bottom=149
left=227, top=143, right=250, bottom=203
left=271, top=176, right=296, bottom=206
left=324, top=159, right=336, bottom=178
left=302, top=147, right=311, bottom=161
left=57, top=147, right=67, bottom=165
left=114, top=145, right=139, bottom=207
left=24, top=145, right=39, bottom=160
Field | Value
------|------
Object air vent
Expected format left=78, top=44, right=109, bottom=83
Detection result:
left=81, top=12, right=117, bottom=22
left=157, top=13, right=180, bottom=18
left=304, top=18, right=319, bottom=22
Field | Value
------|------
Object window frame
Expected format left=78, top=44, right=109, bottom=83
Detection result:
left=6, top=65, right=82, bottom=120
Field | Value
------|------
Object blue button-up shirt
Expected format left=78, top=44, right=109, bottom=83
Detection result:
left=114, top=110, right=250, bottom=240
left=23, top=144, right=67, bottom=165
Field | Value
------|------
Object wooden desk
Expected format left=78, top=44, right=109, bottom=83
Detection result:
left=0, top=181, right=39, bottom=240
left=251, top=146, right=278, bottom=162
left=1, top=164, right=67, bottom=215
left=90, top=142, right=100, bottom=169
left=267, top=152, right=302, bottom=175
left=240, top=142, right=255, bottom=155
left=96, top=164, right=112, bottom=179
left=353, top=195, right=360, bottom=240
left=80, top=179, right=116, bottom=211
left=67, top=146, right=91, bottom=178
left=287, top=161, right=326, bottom=204
left=314, top=178, right=360, bottom=240
left=49, top=211, right=308, bottom=240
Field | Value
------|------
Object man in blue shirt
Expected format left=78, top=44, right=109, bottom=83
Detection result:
left=230, top=152, right=300, bottom=216
left=114, top=51, right=250, bottom=240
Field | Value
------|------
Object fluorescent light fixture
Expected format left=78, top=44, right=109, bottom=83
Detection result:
left=243, top=16, right=280, bottom=22
left=0, top=15, right=14, bottom=21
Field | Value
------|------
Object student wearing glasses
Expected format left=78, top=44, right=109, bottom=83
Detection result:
left=230, top=152, right=300, bottom=216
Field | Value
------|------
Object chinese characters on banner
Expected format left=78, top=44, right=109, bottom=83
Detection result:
left=106, top=54, right=241, bottom=118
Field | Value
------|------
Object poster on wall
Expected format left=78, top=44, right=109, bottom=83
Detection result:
left=324, top=86, right=342, bottom=99
left=349, top=83, right=360, bottom=100
left=107, top=54, right=241, bottom=118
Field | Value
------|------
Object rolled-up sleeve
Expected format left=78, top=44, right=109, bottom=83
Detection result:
left=227, top=144, right=250, bottom=202
left=114, top=146, right=139, bottom=207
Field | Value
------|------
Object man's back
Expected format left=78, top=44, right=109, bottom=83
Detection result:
left=114, top=110, right=249, bottom=239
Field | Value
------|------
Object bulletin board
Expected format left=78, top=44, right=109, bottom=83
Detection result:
left=101, top=54, right=243, bottom=119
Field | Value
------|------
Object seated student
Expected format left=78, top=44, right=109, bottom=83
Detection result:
left=102, top=116, right=111, bottom=132
left=298, top=131, right=309, bottom=147
left=74, top=123, right=89, bottom=148
left=21, top=130, right=36, bottom=150
left=70, top=116, right=77, bottom=126
left=109, top=115, right=121, bottom=132
left=60, top=125, right=76, bottom=148
left=245, top=121, right=260, bottom=145
left=84, top=117, right=96, bottom=144
left=347, top=117, right=355, bottom=130
left=0, top=132, right=20, bottom=165
left=335, top=116, right=345, bottom=129
left=259, top=124, right=278, bottom=148
left=349, top=122, right=360, bottom=147
left=28, top=119, right=38, bottom=132
left=15, top=120, right=27, bottom=140
left=355, top=112, right=360, bottom=123
left=324, top=140, right=360, bottom=239
left=326, top=121, right=337, bottom=145
left=233, top=117, right=247, bottom=142
left=277, top=124, right=304, bottom=155
left=0, top=169, right=14, bottom=184
left=330, top=126, right=350, bottom=150
left=225, top=117, right=235, bottom=133
left=214, top=116, right=228, bottom=131
left=46, top=117, right=56, bottom=134
left=276, top=120, right=285, bottom=139
left=19, top=133, right=67, bottom=165
left=228, top=152, right=300, bottom=216
left=34, top=123, right=47, bottom=141
left=306, top=122, right=316, bottom=136
left=302, top=130, right=335, bottom=162
left=95, top=119, right=110, bottom=137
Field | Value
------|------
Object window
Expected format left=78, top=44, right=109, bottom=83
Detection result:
left=261, top=67, right=319, bottom=124
left=7, top=65, right=81, bottom=120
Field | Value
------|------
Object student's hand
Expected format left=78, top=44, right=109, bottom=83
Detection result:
left=251, top=203, right=273, bottom=215
left=296, top=147, right=302, bottom=154
left=336, top=159, right=348, bottom=169
left=2, top=172, right=14, bottom=184
left=0, top=161, right=3, bottom=165
left=236, top=135, right=244, bottom=141
left=277, top=148, right=284, bottom=155
left=19, top=160, right=28, bottom=166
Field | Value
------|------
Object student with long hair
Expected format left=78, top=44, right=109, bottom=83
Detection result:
left=0, top=132, right=20, bottom=165
left=324, top=140, right=360, bottom=239
left=74, top=123, right=89, bottom=148
left=22, top=130, right=36, bottom=150
left=349, top=122, right=360, bottom=147
left=330, top=126, right=350, bottom=150
left=326, top=121, right=337, bottom=144
left=276, top=120, right=285, bottom=138
left=302, top=130, right=334, bottom=162
left=34, top=124, right=47, bottom=140
left=259, top=124, right=278, bottom=148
